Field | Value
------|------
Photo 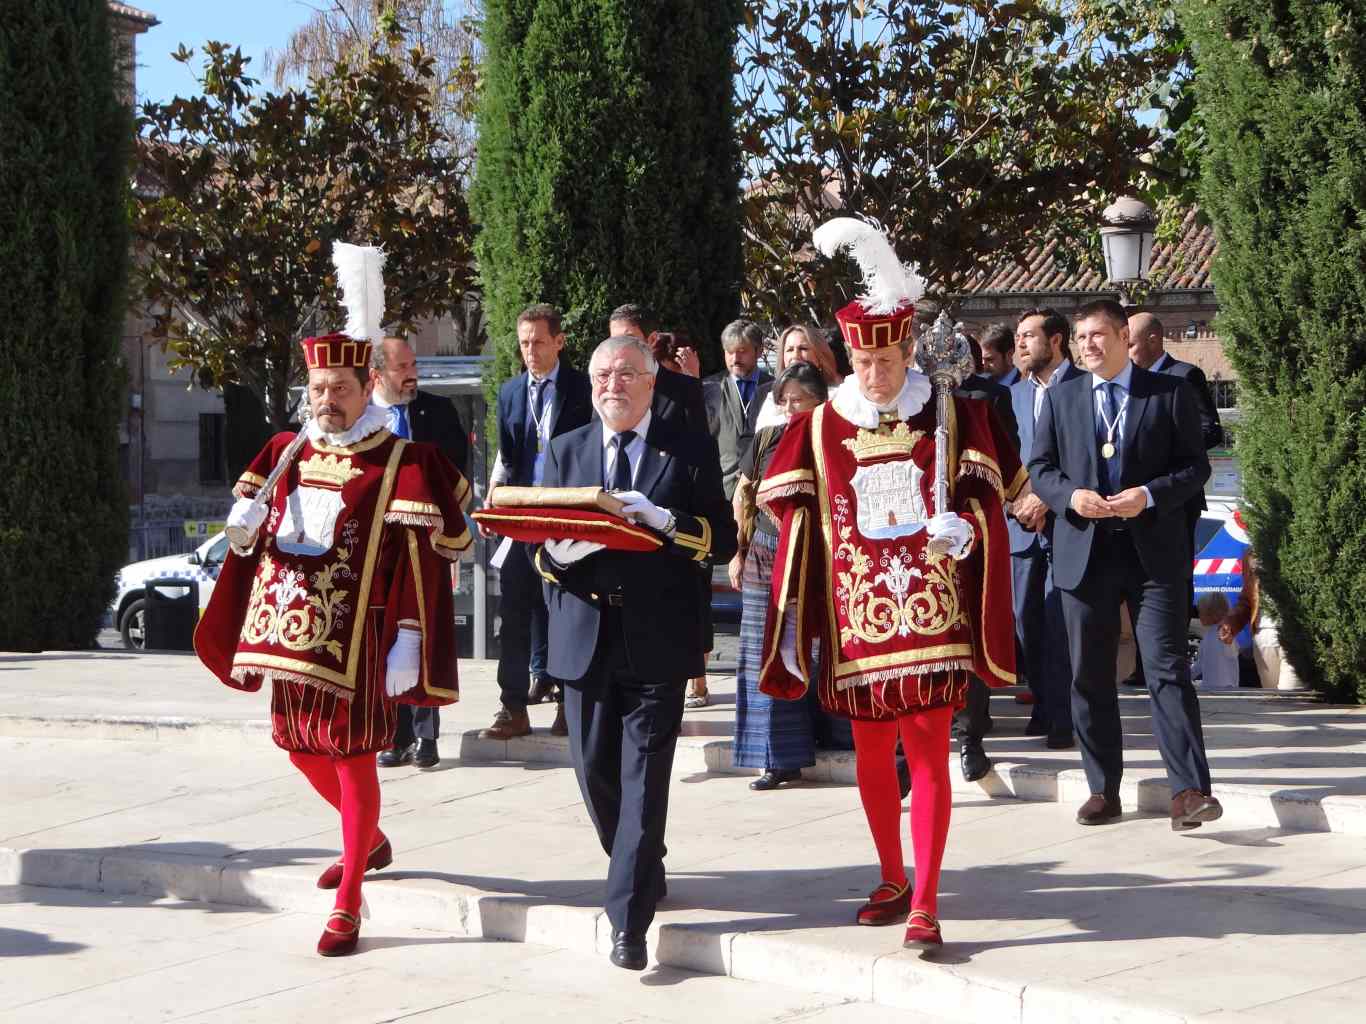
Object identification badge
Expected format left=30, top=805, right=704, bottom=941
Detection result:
left=1101, top=441, right=1116, bottom=459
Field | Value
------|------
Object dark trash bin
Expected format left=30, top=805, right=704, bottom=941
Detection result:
left=143, top=577, right=198, bottom=651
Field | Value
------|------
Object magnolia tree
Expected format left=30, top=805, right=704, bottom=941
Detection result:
left=132, top=35, right=475, bottom=433
left=735, top=0, right=1193, bottom=326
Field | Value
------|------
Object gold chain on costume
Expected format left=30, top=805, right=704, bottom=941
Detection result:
left=832, top=494, right=965, bottom=645
left=241, top=520, right=360, bottom=662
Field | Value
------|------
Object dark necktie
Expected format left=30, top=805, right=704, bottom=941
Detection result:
left=610, top=430, right=636, bottom=491
left=530, top=379, right=546, bottom=420
left=736, top=377, right=754, bottom=406
left=1096, top=381, right=1121, bottom=496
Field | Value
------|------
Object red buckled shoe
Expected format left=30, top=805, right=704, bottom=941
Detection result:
left=856, top=880, right=910, bottom=926
left=902, top=909, right=943, bottom=950
left=316, top=836, right=393, bottom=890
left=317, top=909, right=361, bottom=957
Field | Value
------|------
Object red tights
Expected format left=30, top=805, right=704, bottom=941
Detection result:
left=289, top=751, right=382, bottom=915
left=850, top=705, right=953, bottom=917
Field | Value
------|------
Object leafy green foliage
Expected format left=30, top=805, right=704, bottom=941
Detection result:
left=471, top=0, right=745, bottom=388
left=0, top=0, right=131, bottom=649
left=736, top=0, right=1192, bottom=327
left=133, top=37, right=474, bottom=428
left=1182, top=0, right=1366, bottom=701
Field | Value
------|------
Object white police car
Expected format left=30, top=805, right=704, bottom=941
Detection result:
left=110, top=532, right=228, bottom=649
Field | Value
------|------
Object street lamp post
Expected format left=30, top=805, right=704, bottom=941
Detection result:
left=1099, top=196, right=1158, bottom=307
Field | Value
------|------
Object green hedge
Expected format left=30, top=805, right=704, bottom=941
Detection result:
left=0, top=0, right=130, bottom=650
left=1182, top=0, right=1366, bottom=701
left=471, top=0, right=744, bottom=393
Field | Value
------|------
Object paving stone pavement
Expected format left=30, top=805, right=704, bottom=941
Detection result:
left=0, top=885, right=928, bottom=1024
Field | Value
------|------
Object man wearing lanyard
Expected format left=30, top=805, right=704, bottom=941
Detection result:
left=703, top=319, right=774, bottom=502
left=480, top=305, right=593, bottom=741
left=371, top=335, right=470, bottom=770
left=1028, top=299, right=1221, bottom=833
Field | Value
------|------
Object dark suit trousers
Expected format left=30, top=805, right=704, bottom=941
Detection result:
left=392, top=704, right=438, bottom=746
left=564, top=607, right=681, bottom=935
left=1060, top=529, right=1212, bottom=798
left=497, top=541, right=550, bottom=709
left=1012, top=545, right=1071, bottom=732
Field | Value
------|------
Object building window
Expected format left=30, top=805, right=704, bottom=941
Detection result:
left=1211, top=380, right=1238, bottom=409
left=199, top=413, right=227, bottom=484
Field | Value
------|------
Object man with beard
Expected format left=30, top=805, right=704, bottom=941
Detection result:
left=371, top=334, right=471, bottom=770
left=1007, top=308, right=1084, bottom=749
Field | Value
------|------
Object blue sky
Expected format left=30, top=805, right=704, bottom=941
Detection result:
left=133, top=1, right=317, bottom=107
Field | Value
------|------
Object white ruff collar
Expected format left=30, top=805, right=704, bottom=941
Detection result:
left=753, top=393, right=787, bottom=431
left=307, top=402, right=389, bottom=447
left=831, top=370, right=932, bottom=428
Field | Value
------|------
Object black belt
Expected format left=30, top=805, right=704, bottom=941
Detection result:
left=1096, top=519, right=1130, bottom=535
left=603, top=593, right=625, bottom=607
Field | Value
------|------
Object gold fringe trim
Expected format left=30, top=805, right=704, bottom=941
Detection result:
left=230, top=665, right=355, bottom=701
left=834, top=658, right=973, bottom=692
left=384, top=511, right=444, bottom=529
left=957, top=460, right=1004, bottom=501
left=757, top=481, right=816, bottom=510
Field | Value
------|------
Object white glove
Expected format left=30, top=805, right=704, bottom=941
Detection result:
left=545, top=538, right=606, bottom=566
left=926, top=512, right=974, bottom=561
left=614, top=489, right=672, bottom=533
left=227, top=497, right=267, bottom=534
left=779, top=605, right=802, bottom=678
left=385, top=627, right=422, bottom=697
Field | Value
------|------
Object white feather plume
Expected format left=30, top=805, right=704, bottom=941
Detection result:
left=812, top=217, right=925, bottom=315
left=331, top=242, right=387, bottom=343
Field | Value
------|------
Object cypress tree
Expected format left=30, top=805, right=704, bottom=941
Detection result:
left=0, top=0, right=131, bottom=650
left=1181, top=1, right=1366, bottom=701
left=472, top=0, right=744, bottom=390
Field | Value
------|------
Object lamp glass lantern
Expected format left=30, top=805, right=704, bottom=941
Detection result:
left=1100, top=196, right=1158, bottom=285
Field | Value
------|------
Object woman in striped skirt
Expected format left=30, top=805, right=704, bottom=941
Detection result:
left=730, top=362, right=829, bottom=789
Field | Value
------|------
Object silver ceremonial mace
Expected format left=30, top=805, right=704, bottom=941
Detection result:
left=915, top=311, right=976, bottom=518
left=224, top=398, right=313, bottom=549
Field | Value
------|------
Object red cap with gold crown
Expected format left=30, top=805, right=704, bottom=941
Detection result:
left=814, top=218, right=925, bottom=351
left=301, top=242, right=387, bottom=368
left=301, top=332, right=372, bottom=370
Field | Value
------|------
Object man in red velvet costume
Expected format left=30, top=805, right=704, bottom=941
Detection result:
left=195, top=319, right=471, bottom=957
left=759, top=219, right=1022, bottom=951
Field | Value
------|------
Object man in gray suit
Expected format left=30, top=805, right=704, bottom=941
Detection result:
left=703, top=319, right=773, bottom=501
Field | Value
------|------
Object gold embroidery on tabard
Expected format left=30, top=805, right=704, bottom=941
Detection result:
left=831, top=494, right=965, bottom=646
left=299, top=452, right=364, bottom=490
left=242, top=518, right=360, bottom=661
left=841, top=421, right=926, bottom=463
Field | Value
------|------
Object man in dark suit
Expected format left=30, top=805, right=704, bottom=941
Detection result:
left=479, top=304, right=593, bottom=741
left=608, top=303, right=708, bottom=433
left=979, top=322, right=1020, bottom=385
left=1028, top=299, right=1221, bottom=832
left=371, top=335, right=469, bottom=770
left=702, top=319, right=775, bottom=501
left=1120, top=312, right=1225, bottom=687
left=1008, top=308, right=1084, bottom=749
left=535, top=334, right=736, bottom=970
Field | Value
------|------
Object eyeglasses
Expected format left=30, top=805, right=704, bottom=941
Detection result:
left=591, top=370, right=642, bottom=387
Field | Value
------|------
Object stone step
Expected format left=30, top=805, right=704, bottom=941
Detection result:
left=4, top=710, right=1362, bottom=837
left=0, top=843, right=1248, bottom=1024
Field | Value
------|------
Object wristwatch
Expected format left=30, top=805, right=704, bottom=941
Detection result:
left=662, top=510, right=678, bottom=537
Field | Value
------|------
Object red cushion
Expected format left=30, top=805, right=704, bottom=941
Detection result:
left=471, top=507, right=663, bottom=552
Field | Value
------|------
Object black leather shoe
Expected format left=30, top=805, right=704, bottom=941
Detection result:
left=1045, top=727, right=1075, bottom=750
left=897, top=758, right=912, bottom=800
left=609, top=929, right=647, bottom=970
left=527, top=674, right=556, bottom=705
left=1024, top=715, right=1049, bottom=737
left=376, top=743, right=413, bottom=768
left=749, top=769, right=801, bottom=791
left=413, top=739, right=440, bottom=769
left=960, top=742, right=991, bottom=782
